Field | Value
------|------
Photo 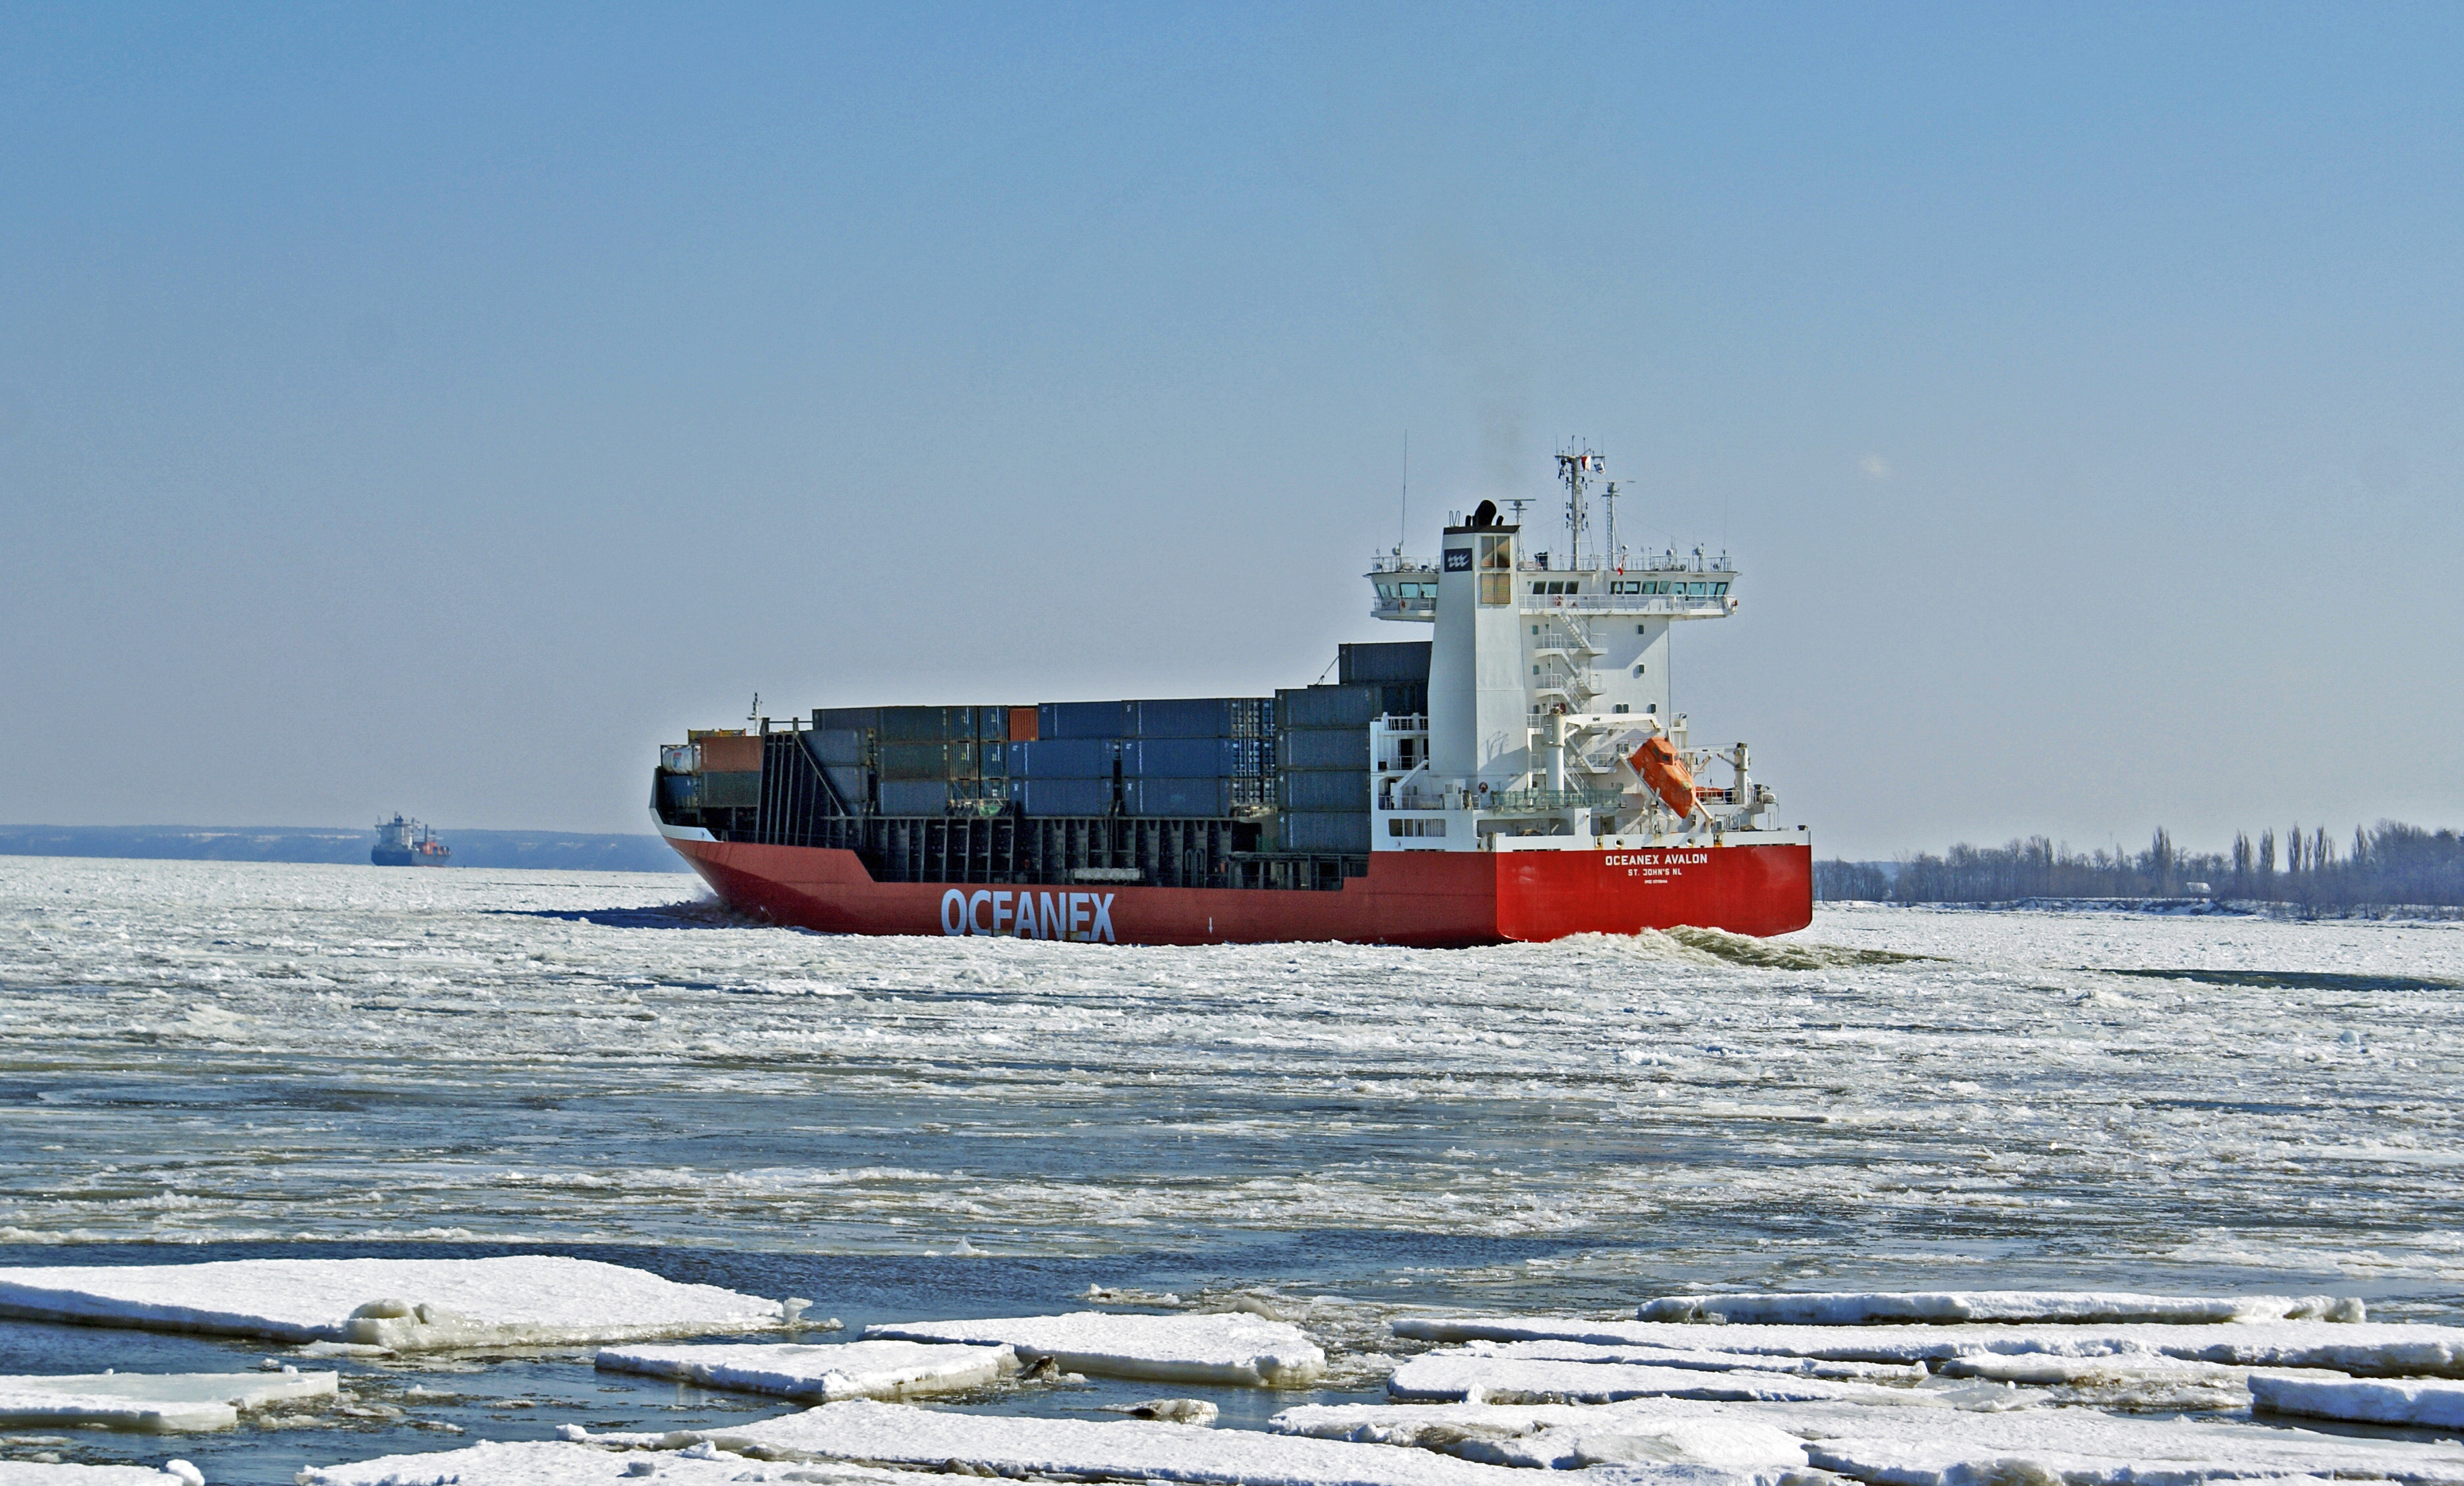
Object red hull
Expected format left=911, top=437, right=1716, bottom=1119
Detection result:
left=664, top=835, right=1812, bottom=947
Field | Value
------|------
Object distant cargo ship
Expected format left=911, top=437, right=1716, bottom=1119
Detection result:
left=653, top=448, right=1811, bottom=945
left=373, top=815, right=451, bottom=866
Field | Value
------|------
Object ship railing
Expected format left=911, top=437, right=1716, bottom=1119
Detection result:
left=1516, top=554, right=1730, bottom=576
left=1368, top=554, right=1439, bottom=574
left=1521, top=595, right=1730, bottom=617
left=1477, top=786, right=1628, bottom=814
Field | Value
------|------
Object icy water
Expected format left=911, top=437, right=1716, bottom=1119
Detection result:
left=3, top=856, right=2462, bottom=1481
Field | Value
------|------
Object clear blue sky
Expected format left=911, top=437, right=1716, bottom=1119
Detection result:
left=3, top=3, right=2458, bottom=858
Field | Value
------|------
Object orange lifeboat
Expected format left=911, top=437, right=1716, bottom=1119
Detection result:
left=1628, top=736, right=1698, bottom=817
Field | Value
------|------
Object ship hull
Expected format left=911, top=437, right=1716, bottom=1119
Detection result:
left=371, top=848, right=451, bottom=866
left=661, top=833, right=1811, bottom=947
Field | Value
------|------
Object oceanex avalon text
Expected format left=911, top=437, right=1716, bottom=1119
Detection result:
left=654, top=450, right=1812, bottom=945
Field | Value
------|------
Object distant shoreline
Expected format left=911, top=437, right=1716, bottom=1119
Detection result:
left=0, top=824, right=692, bottom=874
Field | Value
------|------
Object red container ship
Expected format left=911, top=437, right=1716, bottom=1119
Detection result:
left=654, top=448, right=1811, bottom=945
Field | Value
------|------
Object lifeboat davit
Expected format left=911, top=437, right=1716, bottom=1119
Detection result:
left=1628, top=736, right=1699, bottom=817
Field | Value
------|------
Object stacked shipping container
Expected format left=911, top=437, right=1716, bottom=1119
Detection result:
left=1273, top=642, right=1432, bottom=853
left=809, top=706, right=1018, bottom=816
left=658, top=730, right=763, bottom=810
left=663, top=665, right=1430, bottom=852
left=674, top=697, right=1278, bottom=821
left=1010, top=697, right=1274, bottom=817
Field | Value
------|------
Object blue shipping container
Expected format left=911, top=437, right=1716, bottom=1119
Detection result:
left=809, top=728, right=867, bottom=766
left=1015, top=777, right=1113, bottom=815
left=1280, top=728, right=1370, bottom=771
left=878, top=779, right=951, bottom=815
left=1040, top=700, right=1134, bottom=739
left=1121, top=738, right=1255, bottom=777
left=1010, top=738, right=1118, bottom=778
left=1123, top=777, right=1235, bottom=817
left=1281, top=810, right=1371, bottom=852
left=1280, top=769, right=1369, bottom=811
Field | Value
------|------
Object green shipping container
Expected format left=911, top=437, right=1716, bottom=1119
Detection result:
left=880, top=741, right=954, bottom=779
left=697, top=771, right=762, bottom=808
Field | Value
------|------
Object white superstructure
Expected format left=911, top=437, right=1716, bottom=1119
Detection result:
left=1363, top=445, right=1803, bottom=855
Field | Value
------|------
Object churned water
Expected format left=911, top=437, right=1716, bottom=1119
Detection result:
left=2, top=856, right=2462, bottom=1480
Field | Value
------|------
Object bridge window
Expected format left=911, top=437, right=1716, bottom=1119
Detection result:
left=1478, top=535, right=1512, bottom=605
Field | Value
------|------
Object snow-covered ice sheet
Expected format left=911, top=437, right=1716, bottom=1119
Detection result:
left=0, top=1369, right=333, bottom=1431
left=692, top=1398, right=1527, bottom=1486
left=595, top=1339, right=1015, bottom=1400
left=1393, top=1317, right=2464, bottom=1375
left=299, top=1439, right=946, bottom=1486
left=862, top=1311, right=1325, bottom=1386
left=1635, top=1289, right=2363, bottom=1325
left=1271, top=1398, right=1810, bottom=1470
left=1386, top=1352, right=1925, bottom=1406
left=1799, top=1406, right=2464, bottom=1485
left=2252, top=1371, right=2464, bottom=1429
left=1935, top=1351, right=2252, bottom=1410
left=1446, top=1338, right=1924, bottom=1381
left=0, top=1466, right=195, bottom=1485
left=0, top=1257, right=782, bottom=1349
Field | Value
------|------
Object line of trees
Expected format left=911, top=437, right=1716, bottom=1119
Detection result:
left=1816, top=821, right=2464, bottom=908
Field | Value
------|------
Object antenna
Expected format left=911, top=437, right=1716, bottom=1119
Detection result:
left=1397, top=429, right=1409, bottom=553
left=1506, top=497, right=1531, bottom=526
left=1555, top=440, right=1602, bottom=570
left=748, top=691, right=760, bottom=725
left=1601, top=480, right=1620, bottom=571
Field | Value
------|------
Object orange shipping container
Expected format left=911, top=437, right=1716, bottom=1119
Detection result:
left=1008, top=706, right=1040, bottom=742
left=700, top=734, right=764, bottom=773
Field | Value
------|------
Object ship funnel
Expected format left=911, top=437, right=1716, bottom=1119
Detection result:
left=1470, top=499, right=1498, bottom=527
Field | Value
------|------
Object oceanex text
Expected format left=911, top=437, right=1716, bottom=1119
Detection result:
left=940, top=887, right=1116, bottom=941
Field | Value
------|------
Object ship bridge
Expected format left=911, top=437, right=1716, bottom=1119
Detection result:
left=1354, top=444, right=1795, bottom=857
left=1373, top=552, right=1737, bottom=623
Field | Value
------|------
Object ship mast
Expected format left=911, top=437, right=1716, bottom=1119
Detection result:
left=1556, top=441, right=1601, bottom=570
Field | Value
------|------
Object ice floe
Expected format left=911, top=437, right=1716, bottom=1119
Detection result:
left=2253, top=1371, right=2464, bottom=1429
left=1934, top=1350, right=2252, bottom=1410
left=1394, top=1315, right=2464, bottom=1376
left=594, top=1339, right=1015, bottom=1400
left=862, top=1311, right=1325, bottom=1386
left=1444, top=1338, right=1925, bottom=1382
left=1798, top=1406, right=2464, bottom=1484
left=688, top=1398, right=1526, bottom=1486
left=1385, top=1352, right=1928, bottom=1406
left=0, top=1369, right=333, bottom=1431
left=0, top=1257, right=781, bottom=1349
left=1270, top=1398, right=1811, bottom=1470
left=1635, top=1289, right=2365, bottom=1325
left=1102, top=1397, right=1222, bottom=1423
left=298, top=1438, right=943, bottom=1485
left=0, top=1466, right=199, bottom=1485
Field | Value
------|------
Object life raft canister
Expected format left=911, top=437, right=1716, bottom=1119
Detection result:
left=1628, top=736, right=1699, bottom=817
